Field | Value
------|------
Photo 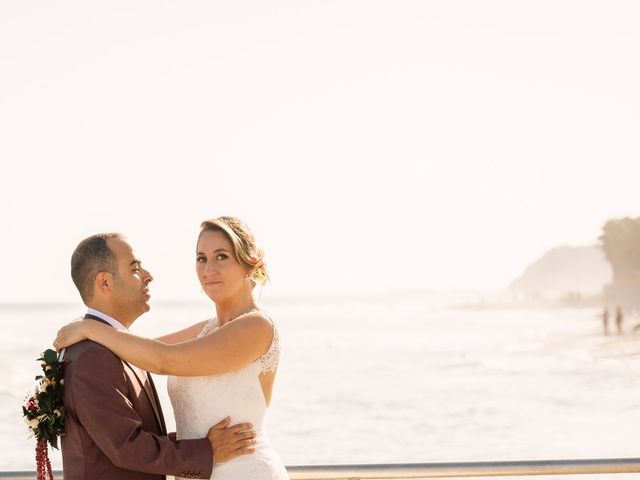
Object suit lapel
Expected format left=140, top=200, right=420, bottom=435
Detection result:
left=146, top=373, right=168, bottom=434
left=84, top=314, right=166, bottom=435
left=122, top=361, right=166, bottom=435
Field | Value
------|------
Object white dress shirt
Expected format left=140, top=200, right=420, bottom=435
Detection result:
left=86, top=307, right=129, bottom=331
left=59, top=308, right=128, bottom=361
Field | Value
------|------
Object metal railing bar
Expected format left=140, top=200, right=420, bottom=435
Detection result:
left=4, top=458, right=640, bottom=480
left=285, top=459, right=640, bottom=479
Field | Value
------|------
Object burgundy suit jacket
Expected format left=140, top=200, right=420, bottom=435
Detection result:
left=61, top=315, right=213, bottom=479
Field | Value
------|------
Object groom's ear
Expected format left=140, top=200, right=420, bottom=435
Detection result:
left=95, top=271, right=114, bottom=295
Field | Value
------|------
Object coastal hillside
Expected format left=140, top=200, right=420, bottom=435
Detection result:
left=509, top=245, right=612, bottom=299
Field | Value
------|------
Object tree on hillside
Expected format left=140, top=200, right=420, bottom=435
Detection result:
left=599, top=217, right=640, bottom=306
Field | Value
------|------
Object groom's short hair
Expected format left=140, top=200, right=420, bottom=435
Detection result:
left=71, top=233, right=122, bottom=303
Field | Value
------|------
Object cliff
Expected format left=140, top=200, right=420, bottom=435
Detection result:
left=509, top=245, right=612, bottom=300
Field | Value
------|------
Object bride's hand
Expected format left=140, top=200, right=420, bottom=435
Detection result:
left=53, top=317, right=90, bottom=351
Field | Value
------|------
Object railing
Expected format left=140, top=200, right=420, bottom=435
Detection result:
left=286, top=459, right=640, bottom=478
left=4, top=458, right=640, bottom=479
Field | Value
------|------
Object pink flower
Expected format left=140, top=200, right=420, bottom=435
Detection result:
left=24, top=395, right=39, bottom=413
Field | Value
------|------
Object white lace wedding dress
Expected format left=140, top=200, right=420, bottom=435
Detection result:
left=167, top=316, right=288, bottom=480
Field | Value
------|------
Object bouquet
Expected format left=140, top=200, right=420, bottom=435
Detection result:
left=22, top=349, right=65, bottom=480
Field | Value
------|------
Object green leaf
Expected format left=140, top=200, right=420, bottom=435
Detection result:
left=43, top=349, right=58, bottom=364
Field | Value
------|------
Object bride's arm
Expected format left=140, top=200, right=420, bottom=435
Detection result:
left=65, top=318, right=207, bottom=345
left=154, top=320, right=208, bottom=344
left=55, top=315, right=274, bottom=377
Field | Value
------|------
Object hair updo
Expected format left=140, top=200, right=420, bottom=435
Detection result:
left=198, top=216, right=268, bottom=287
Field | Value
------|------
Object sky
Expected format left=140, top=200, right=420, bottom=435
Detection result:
left=1, top=1, right=639, bottom=303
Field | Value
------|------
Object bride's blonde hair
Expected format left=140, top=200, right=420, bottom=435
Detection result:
left=199, top=216, right=268, bottom=287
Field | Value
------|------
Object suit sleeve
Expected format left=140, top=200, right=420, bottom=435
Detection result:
left=68, top=344, right=213, bottom=478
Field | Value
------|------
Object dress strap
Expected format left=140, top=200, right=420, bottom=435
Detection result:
left=259, top=319, right=280, bottom=374
left=198, top=317, right=219, bottom=338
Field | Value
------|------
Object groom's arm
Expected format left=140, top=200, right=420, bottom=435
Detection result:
left=67, top=343, right=213, bottom=478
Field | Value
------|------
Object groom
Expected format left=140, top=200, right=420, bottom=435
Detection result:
left=61, top=233, right=255, bottom=479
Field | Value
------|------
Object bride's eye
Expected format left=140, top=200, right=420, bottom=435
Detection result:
left=196, top=256, right=206, bottom=263
left=216, top=254, right=228, bottom=261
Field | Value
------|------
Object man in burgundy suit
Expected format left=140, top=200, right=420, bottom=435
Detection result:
left=61, top=233, right=256, bottom=479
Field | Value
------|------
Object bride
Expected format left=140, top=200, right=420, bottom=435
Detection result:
left=55, top=216, right=288, bottom=480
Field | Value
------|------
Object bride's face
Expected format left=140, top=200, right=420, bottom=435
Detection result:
left=196, top=230, right=249, bottom=302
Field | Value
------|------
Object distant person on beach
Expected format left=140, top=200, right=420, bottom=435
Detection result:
left=615, top=305, right=624, bottom=335
left=55, top=217, right=288, bottom=480
left=56, top=231, right=256, bottom=479
left=602, top=307, right=609, bottom=335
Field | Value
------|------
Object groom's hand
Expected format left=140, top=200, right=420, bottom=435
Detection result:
left=207, top=417, right=257, bottom=463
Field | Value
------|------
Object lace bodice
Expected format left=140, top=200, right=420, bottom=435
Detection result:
left=167, top=313, right=286, bottom=480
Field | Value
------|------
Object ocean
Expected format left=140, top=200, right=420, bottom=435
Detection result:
left=2, top=296, right=640, bottom=477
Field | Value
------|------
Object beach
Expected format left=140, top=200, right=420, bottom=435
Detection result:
left=2, top=296, right=640, bottom=474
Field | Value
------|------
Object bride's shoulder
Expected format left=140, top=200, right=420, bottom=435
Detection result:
left=238, top=310, right=272, bottom=327
left=225, top=310, right=274, bottom=338
left=245, top=309, right=273, bottom=323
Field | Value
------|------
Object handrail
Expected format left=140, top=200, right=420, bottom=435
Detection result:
left=3, top=458, right=640, bottom=479
left=286, top=458, right=640, bottom=478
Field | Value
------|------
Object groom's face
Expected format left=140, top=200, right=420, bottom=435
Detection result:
left=106, top=237, right=153, bottom=319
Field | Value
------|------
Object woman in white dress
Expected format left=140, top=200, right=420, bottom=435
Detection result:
left=55, top=216, right=288, bottom=480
